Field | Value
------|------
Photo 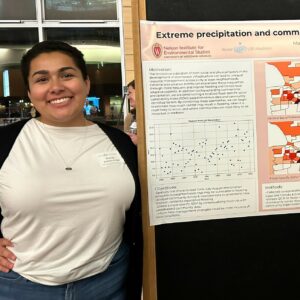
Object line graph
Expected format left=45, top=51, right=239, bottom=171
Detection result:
left=147, top=120, right=255, bottom=180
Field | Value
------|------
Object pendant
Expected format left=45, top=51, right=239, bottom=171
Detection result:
left=65, top=167, right=72, bottom=171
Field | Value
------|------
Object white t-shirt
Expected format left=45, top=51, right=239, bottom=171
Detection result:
left=0, top=118, right=135, bottom=285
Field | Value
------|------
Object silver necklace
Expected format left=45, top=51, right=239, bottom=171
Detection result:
left=40, top=119, right=88, bottom=171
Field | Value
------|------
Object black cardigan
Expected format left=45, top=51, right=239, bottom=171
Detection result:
left=0, top=119, right=143, bottom=300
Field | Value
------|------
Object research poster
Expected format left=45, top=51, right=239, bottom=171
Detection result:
left=140, top=20, right=300, bottom=225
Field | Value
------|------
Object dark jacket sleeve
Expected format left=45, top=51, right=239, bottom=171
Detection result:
left=0, top=119, right=29, bottom=238
left=96, top=123, right=143, bottom=300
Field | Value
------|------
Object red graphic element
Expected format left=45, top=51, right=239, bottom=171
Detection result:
left=271, top=121, right=300, bottom=136
left=273, top=148, right=282, bottom=155
left=271, top=121, right=300, bottom=165
left=268, top=61, right=300, bottom=108
left=287, top=92, right=294, bottom=100
left=271, top=89, right=280, bottom=95
left=152, top=43, right=162, bottom=58
left=268, top=61, right=300, bottom=77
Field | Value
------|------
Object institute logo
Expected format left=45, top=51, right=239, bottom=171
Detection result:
left=152, top=43, right=162, bottom=58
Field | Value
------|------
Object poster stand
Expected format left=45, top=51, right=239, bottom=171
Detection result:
left=132, top=1, right=300, bottom=299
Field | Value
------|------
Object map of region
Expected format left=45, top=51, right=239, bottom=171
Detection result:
left=266, top=61, right=300, bottom=116
left=268, top=121, right=300, bottom=175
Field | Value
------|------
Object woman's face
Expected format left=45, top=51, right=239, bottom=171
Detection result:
left=127, top=85, right=136, bottom=109
left=27, top=51, right=90, bottom=126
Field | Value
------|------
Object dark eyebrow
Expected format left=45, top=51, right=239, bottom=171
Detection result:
left=59, top=66, right=77, bottom=73
left=31, top=66, right=77, bottom=77
left=31, top=70, right=48, bottom=77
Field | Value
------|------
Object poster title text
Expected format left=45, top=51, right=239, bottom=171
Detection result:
left=156, top=29, right=300, bottom=39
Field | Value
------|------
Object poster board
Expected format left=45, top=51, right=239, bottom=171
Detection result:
left=131, top=1, right=300, bottom=299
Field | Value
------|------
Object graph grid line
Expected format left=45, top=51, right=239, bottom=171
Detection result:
left=148, top=120, right=255, bottom=179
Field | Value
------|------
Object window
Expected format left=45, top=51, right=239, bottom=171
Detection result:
left=3, top=70, right=9, bottom=97
left=44, top=0, right=117, bottom=20
left=0, top=28, right=38, bottom=46
left=0, top=29, right=38, bottom=120
left=0, top=0, right=125, bottom=127
left=0, top=0, right=36, bottom=20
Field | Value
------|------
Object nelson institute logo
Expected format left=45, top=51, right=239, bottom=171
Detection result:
left=152, top=43, right=162, bottom=58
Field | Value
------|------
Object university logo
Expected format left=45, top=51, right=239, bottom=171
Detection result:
left=152, top=43, right=162, bottom=58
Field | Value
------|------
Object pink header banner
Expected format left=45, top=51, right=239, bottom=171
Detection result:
left=140, top=21, right=300, bottom=61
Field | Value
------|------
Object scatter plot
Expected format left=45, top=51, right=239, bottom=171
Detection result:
left=148, top=120, right=255, bottom=179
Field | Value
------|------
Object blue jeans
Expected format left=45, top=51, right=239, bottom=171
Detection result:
left=0, top=242, right=129, bottom=300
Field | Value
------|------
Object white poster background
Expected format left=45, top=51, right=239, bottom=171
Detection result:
left=140, top=20, right=300, bottom=225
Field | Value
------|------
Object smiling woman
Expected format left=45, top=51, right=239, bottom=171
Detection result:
left=27, top=51, right=90, bottom=127
left=0, top=41, right=142, bottom=300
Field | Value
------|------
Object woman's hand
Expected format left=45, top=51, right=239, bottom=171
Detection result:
left=128, top=133, right=138, bottom=146
left=0, top=238, right=16, bottom=272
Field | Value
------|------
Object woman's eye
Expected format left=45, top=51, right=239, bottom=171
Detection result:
left=35, top=77, right=48, bottom=83
left=62, top=73, right=74, bottom=79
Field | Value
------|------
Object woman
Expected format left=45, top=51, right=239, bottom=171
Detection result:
left=124, top=80, right=138, bottom=145
left=0, top=41, right=142, bottom=299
